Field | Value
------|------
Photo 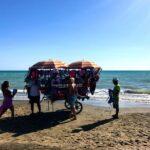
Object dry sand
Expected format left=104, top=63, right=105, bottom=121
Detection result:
left=0, top=101, right=150, bottom=150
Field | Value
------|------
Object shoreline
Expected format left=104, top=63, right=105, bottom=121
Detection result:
left=1, top=95, right=150, bottom=108
left=1, top=98, right=150, bottom=109
left=1, top=88, right=150, bottom=107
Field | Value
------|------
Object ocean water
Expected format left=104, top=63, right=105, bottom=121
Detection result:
left=0, top=71, right=27, bottom=89
left=0, top=71, right=150, bottom=106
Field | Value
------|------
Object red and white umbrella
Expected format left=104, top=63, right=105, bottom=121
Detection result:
left=31, top=60, right=67, bottom=69
left=68, top=60, right=101, bottom=69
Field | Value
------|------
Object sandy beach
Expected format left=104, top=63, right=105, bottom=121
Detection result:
left=0, top=101, right=149, bottom=150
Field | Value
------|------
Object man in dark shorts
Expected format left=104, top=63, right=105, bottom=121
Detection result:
left=29, top=80, right=41, bottom=115
left=112, top=78, right=120, bottom=119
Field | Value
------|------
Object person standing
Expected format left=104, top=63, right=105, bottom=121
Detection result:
left=29, top=79, right=41, bottom=115
left=68, top=78, right=78, bottom=120
left=0, top=81, right=17, bottom=118
left=112, top=78, right=120, bottom=119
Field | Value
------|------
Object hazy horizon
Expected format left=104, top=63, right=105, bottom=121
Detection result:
left=0, top=69, right=149, bottom=71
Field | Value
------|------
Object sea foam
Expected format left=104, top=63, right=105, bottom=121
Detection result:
left=0, top=89, right=150, bottom=105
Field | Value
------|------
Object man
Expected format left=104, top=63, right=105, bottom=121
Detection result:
left=29, top=79, right=41, bottom=115
left=112, top=78, right=120, bottom=119
left=68, top=78, right=78, bottom=120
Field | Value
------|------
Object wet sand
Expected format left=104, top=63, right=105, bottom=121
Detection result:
left=0, top=101, right=150, bottom=150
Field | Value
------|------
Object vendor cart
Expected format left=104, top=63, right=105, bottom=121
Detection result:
left=25, top=59, right=101, bottom=114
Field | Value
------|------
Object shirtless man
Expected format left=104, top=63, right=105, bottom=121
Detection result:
left=68, top=78, right=78, bottom=120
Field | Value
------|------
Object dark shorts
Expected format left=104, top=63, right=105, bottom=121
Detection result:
left=113, top=100, right=119, bottom=109
left=29, top=96, right=40, bottom=104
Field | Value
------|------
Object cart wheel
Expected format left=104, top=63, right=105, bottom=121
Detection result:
left=64, top=101, right=71, bottom=109
left=75, top=101, right=83, bottom=114
left=64, top=101, right=83, bottom=114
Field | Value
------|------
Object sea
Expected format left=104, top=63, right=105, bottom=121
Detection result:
left=0, top=71, right=150, bottom=108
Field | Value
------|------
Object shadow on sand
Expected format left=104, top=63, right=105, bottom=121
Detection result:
left=0, top=110, right=71, bottom=137
left=72, top=118, right=114, bottom=133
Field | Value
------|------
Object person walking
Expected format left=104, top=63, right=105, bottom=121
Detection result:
left=0, top=81, right=17, bottom=118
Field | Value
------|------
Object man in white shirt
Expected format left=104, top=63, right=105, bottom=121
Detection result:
left=29, top=80, right=41, bottom=115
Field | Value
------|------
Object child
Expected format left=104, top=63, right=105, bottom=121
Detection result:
left=0, top=81, right=17, bottom=118
left=112, top=78, right=120, bottom=119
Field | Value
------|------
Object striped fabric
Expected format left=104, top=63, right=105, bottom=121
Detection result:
left=31, top=60, right=67, bottom=69
left=68, top=60, right=101, bottom=69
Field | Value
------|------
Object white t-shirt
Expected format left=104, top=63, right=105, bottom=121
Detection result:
left=30, top=83, right=40, bottom=97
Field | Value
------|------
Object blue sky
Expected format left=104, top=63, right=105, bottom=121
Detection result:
left=0, top=0, right=150, bottom=70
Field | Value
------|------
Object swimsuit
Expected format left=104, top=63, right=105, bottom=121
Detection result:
left=0, top=96, right=13, bottom=113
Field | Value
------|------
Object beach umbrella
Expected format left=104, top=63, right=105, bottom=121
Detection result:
left=31, top=59, right=67, bottom=69
left=68, top=60, right=101, bottom=69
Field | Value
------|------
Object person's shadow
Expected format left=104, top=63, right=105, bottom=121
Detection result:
left=72, top=118, right=114, bottom=133
left=0, top=110, right=71, bottom=137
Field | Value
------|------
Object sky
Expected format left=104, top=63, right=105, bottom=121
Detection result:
left=0, top=0, right=150, bottom=70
